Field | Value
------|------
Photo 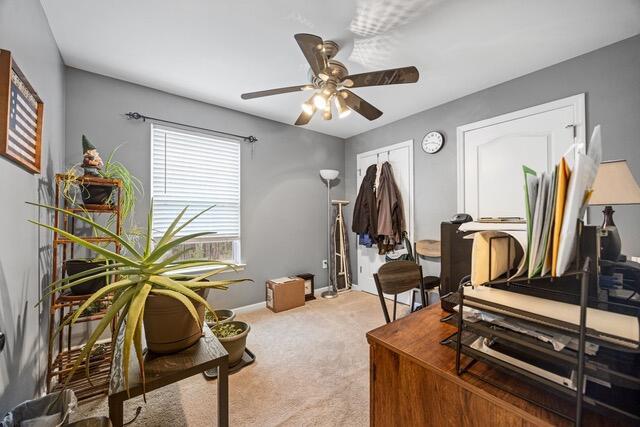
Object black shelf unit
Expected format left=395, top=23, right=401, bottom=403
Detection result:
left=442, top=261, right=640, bottom=425
left=440, top=222, right=640, bottom=425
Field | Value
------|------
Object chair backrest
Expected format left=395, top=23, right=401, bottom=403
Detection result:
left=374, top=260, right=422, bottom=295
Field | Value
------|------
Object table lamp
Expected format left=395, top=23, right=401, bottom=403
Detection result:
left=588, top=160, right=640, bottom=261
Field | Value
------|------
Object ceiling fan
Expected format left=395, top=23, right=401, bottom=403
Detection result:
left=240, top=33, right=419, bottom=126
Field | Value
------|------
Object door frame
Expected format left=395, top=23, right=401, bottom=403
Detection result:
left=355, top=139, right=414, bottom=292
left=456, top=93, right=586, bottom=213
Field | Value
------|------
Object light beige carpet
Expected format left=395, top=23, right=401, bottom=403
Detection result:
left=73, top=291, right=401, bottom=426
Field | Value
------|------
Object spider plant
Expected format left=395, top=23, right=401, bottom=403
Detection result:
left=30, top=201, right=250, bottom=393
left=99, top=144, right=143, bottom=221
left=61, top=144, right=143, bottom=223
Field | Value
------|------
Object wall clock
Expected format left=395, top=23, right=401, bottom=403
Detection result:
left=422, top=131, right=444, bottom=154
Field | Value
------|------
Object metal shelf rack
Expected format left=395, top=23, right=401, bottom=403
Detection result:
left=442, top=258, right=640, bottom=425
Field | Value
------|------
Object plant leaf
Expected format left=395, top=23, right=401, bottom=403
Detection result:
left=61, top=287, right=137, bottom=390
left=145, top=200, right=153, bottom=257
left=42, top=269, right=140, bottom=304
left=71, top=278, right=139, bottom=323
left=165, top=204, right=216, bottom=243
left=186, top=267, right=239, bottom=283
left=155, top=206, right=189, bottom=248
left=133, top=299, right=146, bottom=401
left=29, top=220, right=140, bottom=268
left=145, top=231, right=217, bottom=263
left=147, top=275, right=214, bottom=314
left=147, top=247, right=196, bottom=273
left=154, top=261, right=235, bottom=277
left=46, top=262, right=127, bottom=289
left=27, top=203, right=142, bottom=258
left=123, top=282, right=152, bottom=395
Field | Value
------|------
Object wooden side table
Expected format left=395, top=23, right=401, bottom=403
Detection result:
left=108, top=325, right=229, bottom=427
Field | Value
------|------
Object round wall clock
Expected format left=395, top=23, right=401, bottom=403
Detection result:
left=422, top=131, right=444, bottom=154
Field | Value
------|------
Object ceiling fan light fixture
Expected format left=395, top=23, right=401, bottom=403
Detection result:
left=335, top=94, right=351, bottom=118
left=302, top=99, right=316, bottom=116
left=313, top=93, right=327, bottom=110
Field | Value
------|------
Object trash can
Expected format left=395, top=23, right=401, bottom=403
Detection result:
left=2, top=390, right=77, bottom=427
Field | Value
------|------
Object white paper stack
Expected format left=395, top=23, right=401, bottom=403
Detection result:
left=522, top=125, right=602, bottom=277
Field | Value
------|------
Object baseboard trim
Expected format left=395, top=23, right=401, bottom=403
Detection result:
left=233, top=300, right=266, bottom=314
left=231, top=285, right=361, bottom=314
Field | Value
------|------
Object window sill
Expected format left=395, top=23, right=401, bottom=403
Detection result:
left=169, top=263, right=246, bottom=276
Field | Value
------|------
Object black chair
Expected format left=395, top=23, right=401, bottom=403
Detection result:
left=373, top=260, right=426, bottom=323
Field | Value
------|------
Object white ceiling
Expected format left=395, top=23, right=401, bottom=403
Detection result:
left=41, top=0, right=640, bottom=138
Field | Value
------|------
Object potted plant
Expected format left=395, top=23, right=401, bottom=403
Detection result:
left=210, top=321, right=250, bottom=366
left=64, top=258, right=109, bottom=295
left=31, top=202, right=250, bottom=392
left=61, top=136, right=143, bottom=221
left=205, top=308, right=236, bottom=327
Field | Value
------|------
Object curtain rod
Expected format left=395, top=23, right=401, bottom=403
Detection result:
left=125, top=112, right=258, bottom=143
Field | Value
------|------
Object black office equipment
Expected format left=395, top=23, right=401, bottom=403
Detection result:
left=450, top=213, right=473, bottom=224
left=440, top=221, right=473, bottom=312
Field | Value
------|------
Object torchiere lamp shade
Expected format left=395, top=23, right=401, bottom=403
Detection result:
left=589, top=160, right=640, bottom=206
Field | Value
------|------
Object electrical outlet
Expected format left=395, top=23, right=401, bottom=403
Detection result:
left=322, top=259, right=328, bottom=269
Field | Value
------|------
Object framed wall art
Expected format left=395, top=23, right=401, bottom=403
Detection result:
left=0, top=49, right=43, bottom=174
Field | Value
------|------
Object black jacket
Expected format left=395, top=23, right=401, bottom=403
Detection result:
left=352, top=164, right=378, bottom=238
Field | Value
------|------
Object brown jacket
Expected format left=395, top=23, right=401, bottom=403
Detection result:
left=376, top=162, right=405, bottom=247
left=352, top=164, right=378, bottom=238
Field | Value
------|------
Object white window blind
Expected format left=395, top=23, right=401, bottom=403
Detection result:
left=151, top=124, right=241, bottom=257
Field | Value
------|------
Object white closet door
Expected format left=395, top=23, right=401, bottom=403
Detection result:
left=457, top=94, right=585, bottom=219
left=356, top=140, right=414, bottom=305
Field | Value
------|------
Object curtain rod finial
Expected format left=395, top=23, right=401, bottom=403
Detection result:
left=125, top=112, right=142, bottom=120
left=246, top=136, right=258, bottom=143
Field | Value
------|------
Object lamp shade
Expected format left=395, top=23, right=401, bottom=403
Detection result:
left=320, top=169, right=339, bottom=181
left=589, top=160, right=640, bottom=206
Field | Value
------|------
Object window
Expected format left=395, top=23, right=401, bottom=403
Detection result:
left=151, top=124, right=241, bottom=265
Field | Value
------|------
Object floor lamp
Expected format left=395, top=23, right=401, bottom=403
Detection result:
left=320, top=169, right=339, bottom=299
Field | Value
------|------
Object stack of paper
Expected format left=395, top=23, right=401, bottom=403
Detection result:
left=522, top=125, right=602, bottom=278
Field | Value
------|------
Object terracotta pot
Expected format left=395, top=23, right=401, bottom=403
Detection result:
left=65, top=259, right=107, bottom=295
left=213, top=321, right=250, bottom=366
left=143, top=288, right=207, bottom=354
left=206, top=309, right=236, bottom=327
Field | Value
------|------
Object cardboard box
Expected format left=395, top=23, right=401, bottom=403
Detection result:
left=266, top=277, right=305, bottom=313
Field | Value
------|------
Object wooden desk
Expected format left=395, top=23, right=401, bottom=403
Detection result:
left=367, top=305, right=621, bottom=426
left=108, top=326, right=229, bottom=427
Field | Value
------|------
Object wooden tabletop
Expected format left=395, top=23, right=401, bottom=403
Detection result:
left=415, top=239, right=441, bottom=258
left=109, top=325, right=228, bottom=398
left=367, top=305, right=625, bottom=426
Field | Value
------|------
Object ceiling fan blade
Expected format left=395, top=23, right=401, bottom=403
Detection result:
left=294, top=33, right=328, bottom=77
left=342, top=66, right=419, bottom=88
left=341, top=90, right=383, bottom=121
left=241, top=85, right=312, bottom=100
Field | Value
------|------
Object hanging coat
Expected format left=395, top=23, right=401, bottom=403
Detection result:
left=352, top=164, right=378, bottom=239
left=376, top=162, right=405, bottom=252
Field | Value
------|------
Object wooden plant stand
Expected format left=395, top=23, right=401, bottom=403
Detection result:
left=46, top=174, right=123, bottom=400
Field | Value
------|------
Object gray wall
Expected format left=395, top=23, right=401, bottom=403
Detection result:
left=0, top=0, right=66, bottom=412
left=345, top=34, right=640, bottom=277
left=65, top=68, right=345, bottom=310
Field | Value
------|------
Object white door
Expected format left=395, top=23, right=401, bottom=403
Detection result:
left=457, top=94, right=585, bottom=218
left=356, top=140, right=414, bottom=304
